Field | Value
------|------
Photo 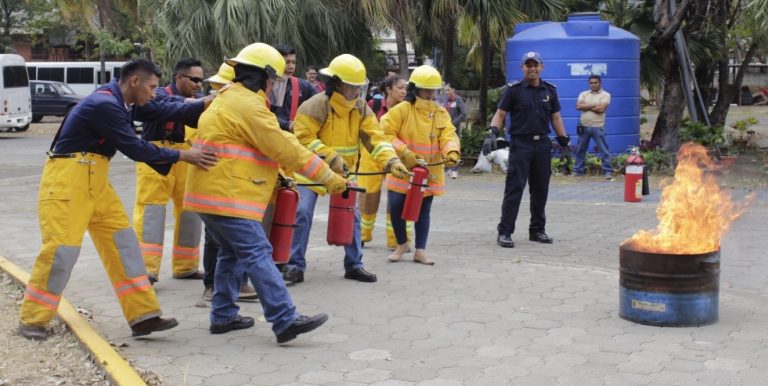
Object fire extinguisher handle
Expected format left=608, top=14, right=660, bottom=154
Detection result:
left=346, top=186, right=366, bottom=193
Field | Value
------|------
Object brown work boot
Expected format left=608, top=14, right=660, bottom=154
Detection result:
left=18, top=323, right=49, bottom=341
left=238, top=283, right=259, bottom=301
left=388, top=243, right=409, bottom=262
left=131, top=317, right=179, bottom=337
left=413, top=249, right=435, bottom=265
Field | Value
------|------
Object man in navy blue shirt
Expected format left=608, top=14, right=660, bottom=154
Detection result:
left=269, top=44, right=317, bottom=132
left=489, top=52, right=570, bottom=248
left=18, top=59, right=217, bottom=340
left=134, top=58, right=208, bottom=284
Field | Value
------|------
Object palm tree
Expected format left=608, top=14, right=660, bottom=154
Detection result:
left=460, top=0, right=563, bottom=125
left=156, top=0, right=375, bottom=76
left=412, top=0, right=463, bottom=84
left=358, top=0, right=416, bottom=77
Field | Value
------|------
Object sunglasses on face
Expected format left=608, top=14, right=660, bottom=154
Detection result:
left=179, top=74, right=204, bottom=83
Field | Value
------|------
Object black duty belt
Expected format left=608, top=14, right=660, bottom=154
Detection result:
left=512, top=134, right=547, bottom=141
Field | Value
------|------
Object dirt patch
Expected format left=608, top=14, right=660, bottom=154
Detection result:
left=0, top=273, right=108, bottom=385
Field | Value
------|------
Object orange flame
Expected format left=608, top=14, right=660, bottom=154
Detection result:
left=622, top=143, right=752, bottom=254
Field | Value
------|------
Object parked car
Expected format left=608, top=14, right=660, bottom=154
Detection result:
left=29, top=80, right=83, bottom=122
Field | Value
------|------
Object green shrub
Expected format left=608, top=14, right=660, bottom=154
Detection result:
left=459, top=125, right=487, bottom=157
left=641, top=148, right=672, bottom=173
left=679, top=118, right=725, bottom=147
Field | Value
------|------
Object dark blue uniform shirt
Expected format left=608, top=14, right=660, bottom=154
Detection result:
left=52, top=80, right=204, bottom=173
left=497, top=79, right=561, bottom=136
left=140, top=83, right=203, bottom=142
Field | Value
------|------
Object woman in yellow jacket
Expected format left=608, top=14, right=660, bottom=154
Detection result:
left=184, top=43, right=347, bottom=343
left=358, top=75, right=411, bottom=249
left=381, top=65, right=461, bottom=265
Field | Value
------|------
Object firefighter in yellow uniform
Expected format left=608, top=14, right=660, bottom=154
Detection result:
left=134, top=58, right=208, bottom=283
left=281, top=54, right=414, bottom=285
left=381, top=65, right=461, bottom=265
left=358, top=75, right=413, bottom=250
left=184, top=43, right=345, bottom=342
left=18, top=59, right=218, bottom=340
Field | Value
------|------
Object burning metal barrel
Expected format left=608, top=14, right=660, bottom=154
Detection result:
left=618, top=143, right=752, bottom=327
left=619, top=244, right=720, bottom=326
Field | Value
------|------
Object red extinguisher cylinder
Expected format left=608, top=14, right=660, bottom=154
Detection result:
left=270, top=187, right=299, bottom=263
left=327, top=185, right=356, bottom=246
left=402, top=166, right=429, bottom=222
left=624, top=154, right=644, bottom=203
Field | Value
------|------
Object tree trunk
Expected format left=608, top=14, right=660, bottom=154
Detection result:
left=441, top=18, right=456, bottom=85
left=98, top=2, right=107, bottom=84
left=477, top=11, right=490, bottom=125
left=395, top=25, right=409, bottom=77
left=652, top=44, right=686, bottom=152
left=2, top=0, right=13, bottom=37
left=709, top=42, right=758, bottom=126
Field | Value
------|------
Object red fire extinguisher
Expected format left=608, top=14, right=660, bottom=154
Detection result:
left=624, top=148, right=644, bottom=202
left=402, top=166, right=429, bottom=221
left=270, top=183, right=299, bottom=264
left=327, top=184, right=365, bottom=246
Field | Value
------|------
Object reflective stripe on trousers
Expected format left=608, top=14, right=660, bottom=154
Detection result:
left=134, top=142, right=202, bottom=277
left=20, top=153, right=161, bottom=328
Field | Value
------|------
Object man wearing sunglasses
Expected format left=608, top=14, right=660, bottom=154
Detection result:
left=134, top=58, right=209, bottom=285
left=490, top=51, right=570, bottom=249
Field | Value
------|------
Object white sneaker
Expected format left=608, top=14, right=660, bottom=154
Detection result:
left=450, top=170, right=458, bottom=179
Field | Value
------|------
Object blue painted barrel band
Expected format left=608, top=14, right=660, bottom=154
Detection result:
left=619, top=286, right=718, bottom=327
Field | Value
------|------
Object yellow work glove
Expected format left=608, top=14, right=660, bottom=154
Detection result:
left=401, top=150, right=426, bottom=169
left=444, top=151, right=461, bottom=168
left=387, top=159, right=411, bottom=179
left=322, top=172, right=348, bottom=195
left=326, top=153, right=348, bottom=175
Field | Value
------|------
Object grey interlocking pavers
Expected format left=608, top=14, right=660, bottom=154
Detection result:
left=2, top=135, right=768, bottom=385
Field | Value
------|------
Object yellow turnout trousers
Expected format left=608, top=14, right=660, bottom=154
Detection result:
left=20, top=153, right=161, bottom=328
left=134, top=141, right=202, bottom=278
left=357, top=148, right=411, bottom=248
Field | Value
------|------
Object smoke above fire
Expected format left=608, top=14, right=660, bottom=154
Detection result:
left=622, top=143, right=753, bottom=254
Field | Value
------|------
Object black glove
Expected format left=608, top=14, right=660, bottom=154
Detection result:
left=489, top=126, right=501, bottom=137
left=556, top=135, right=570, bottom=148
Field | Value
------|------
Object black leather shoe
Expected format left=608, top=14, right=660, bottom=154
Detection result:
left=282, top=268, right=304, bottom=284
left=18, top=323, right=49, bottom=340
left=210, top=314, right=255, bottom=334
left=173, top=270, right=204, bottom=280
left=131, top=317, right=179, bottom=337
left=497, top=234, right=515, bottom=248
left=276, top=313, right=329, bottom=344
left=344, top=268, right=377, bottom=282
left=529, top=231, right=554, bottom=244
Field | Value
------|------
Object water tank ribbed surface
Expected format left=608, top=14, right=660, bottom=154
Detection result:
left=507, top=13, right=641, bottom=153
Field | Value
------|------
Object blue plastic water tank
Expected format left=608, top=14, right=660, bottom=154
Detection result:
left=506, top=13, right=640, bottom=154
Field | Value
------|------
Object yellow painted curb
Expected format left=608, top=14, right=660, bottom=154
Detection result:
left=0, top=255, right=147, bottom=386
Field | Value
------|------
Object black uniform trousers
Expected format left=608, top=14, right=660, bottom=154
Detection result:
left=497, top=135, right=552, bottom=236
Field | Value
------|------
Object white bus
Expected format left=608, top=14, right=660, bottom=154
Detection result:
left=0, top=54, right=32, bottom=132
left=26, top=61, right=125, bottom=95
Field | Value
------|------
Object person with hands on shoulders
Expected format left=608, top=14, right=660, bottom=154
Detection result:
left=381, top=65, right=461, bottom=265
left=282, top=54, right=409, bottom=285
left=18, top=58, right=217, bottom=341
left=490, top=51, right=569, bottom=249
left=184, top=43, right=344, bottom=344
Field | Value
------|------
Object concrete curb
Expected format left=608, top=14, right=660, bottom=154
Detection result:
left=0, top=255, right=147, bottom=386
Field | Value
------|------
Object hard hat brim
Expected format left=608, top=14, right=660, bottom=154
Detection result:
left=319, top=67, right=367, bottom=86
left=225, top=58, right=283, bottom=80
left=206, top=74, right=229, bottom=85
